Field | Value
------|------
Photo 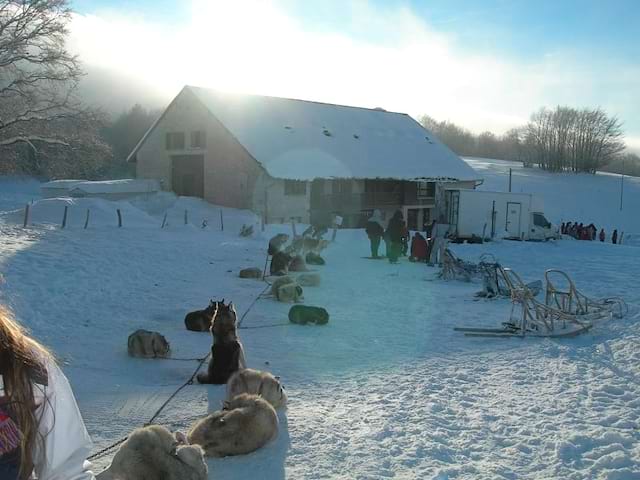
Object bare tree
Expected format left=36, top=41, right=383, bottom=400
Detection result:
left=0, top=0, right=110, bottom=176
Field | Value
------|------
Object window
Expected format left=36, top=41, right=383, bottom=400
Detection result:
left=417, top=181, right=436, bottom=198
left=190, top=131, right=206, bottom=148
left=166, top=132, right=185, bottom=150
left=533, top=213, right=551, bottom=228
left=284, top=180, right=307, bottom=195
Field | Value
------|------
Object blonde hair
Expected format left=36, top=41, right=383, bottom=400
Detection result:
left=0, top=306, right=53, bottom=479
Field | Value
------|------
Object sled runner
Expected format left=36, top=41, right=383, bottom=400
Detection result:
left=456, top=268, right=598, bottom=338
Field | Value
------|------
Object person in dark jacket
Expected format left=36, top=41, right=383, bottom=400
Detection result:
left=599, top=228, right=605, bottom=242
left=385, top=210, right=404, bottom=264
left=612, top=229, right=618, bottom=244
left=561, top=222, right=566, bottom=235
left=365, top=210, right=385, bottom=259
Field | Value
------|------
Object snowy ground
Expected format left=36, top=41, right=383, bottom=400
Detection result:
left=1, top=161, right=639, bottom=479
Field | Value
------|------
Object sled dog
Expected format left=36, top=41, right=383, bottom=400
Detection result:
left=226, top=368, right=288, bottom=409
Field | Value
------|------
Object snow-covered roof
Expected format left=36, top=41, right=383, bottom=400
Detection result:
left=41, top=180, right=85, bottom=189
left=128, top=86, right=479, bottom=182
left=68, top=179, right=160, bottom=195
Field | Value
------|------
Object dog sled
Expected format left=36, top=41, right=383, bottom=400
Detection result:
left=456, top=268, right=625, bottom=338
left=544, top=269, right=627, bottom=319
left=440, top=248, right=481, bottom=282
left=441, top=250, right=541, bottom=298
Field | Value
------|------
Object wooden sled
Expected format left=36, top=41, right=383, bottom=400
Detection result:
left=456, top=268, right=594, bottom=338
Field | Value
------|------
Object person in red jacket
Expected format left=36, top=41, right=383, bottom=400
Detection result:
left=599, top=228, right=605, bottom=242
left=410, top=232, right=428, bottom=262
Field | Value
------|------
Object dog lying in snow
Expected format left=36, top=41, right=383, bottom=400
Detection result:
left=239, top=267, right=262, bottom=279
left=184, top=299, right=219, bottom=332
left=197, top=301, right=246, bottom=384
left=270, top=276, right=303, bottom=303
left=305, top=251, right=325, bottom=265
left=296, top=273, right=320, bottom=287
left=127, top=330, right=171, bottom=358
left=276, top=283, right=303, bottom=303
left=188, top=393, right=278, bottom=457
left=97, top=425, right=207, bottom=480
left=226, top=368, right=288, bottom=409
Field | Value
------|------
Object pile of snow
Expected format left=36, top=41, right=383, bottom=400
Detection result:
left=40, top=179, right=85, bottom=198
left=69, top=179, right=160, bottom=196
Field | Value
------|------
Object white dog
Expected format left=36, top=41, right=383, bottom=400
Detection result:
left=97, top=425, right=207, bottom=480
left=226, top=368, right=288, bottom=409
left=188, top=393, right=278, bottom=457
left=296, top=273, right=321, bottom=287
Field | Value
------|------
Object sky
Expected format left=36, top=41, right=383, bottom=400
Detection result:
left=69, top=0, right=640, bottom=151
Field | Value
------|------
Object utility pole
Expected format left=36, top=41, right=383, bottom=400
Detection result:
left=508, top=168, right=512, bottom=192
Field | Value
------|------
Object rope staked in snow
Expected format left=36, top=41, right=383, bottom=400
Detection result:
left=87, top=282, right=270, bottom=464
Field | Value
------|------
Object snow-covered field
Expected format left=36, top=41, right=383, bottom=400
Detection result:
left=1, top=160, right=639, bottom=479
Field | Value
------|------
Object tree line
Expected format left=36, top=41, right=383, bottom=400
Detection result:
left=421, top=106, right=638, bottom=175
left=0, top=0, right=162, bottom=180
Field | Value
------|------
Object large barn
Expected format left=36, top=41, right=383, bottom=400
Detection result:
left=127, top=86, right=479, bottom=229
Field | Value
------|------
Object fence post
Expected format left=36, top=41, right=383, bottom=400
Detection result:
left=161, top=212, right=168, bottom=228
left=261, top=214, right=265, bottom=232
left=61, top=205, right=68, bottom=229
left=220, top=210, right=224, bottom=231
left=184, top=210, right=188, bottom=225
left=23, top=204, right=30, bottom=228
left=84, top=209, right=90, bottom=229
left=117, top=209, right=122, bottom=228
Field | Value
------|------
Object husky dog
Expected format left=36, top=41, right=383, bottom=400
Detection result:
left=239, top=267, right=262, bottom=279
left=226, top=368, right=288, bottom=409
left=288, top=255, right=308, bottom=272
left=239, top=224, right=254, bottom=237
left=197, top=302, right=247, bottom=385
left=184, top=300, right=219, bottom=332
left=187, top=394, right=278, bottom=457
left=270, top=275, right=295, bottom=296
left=305, top=252, right=325, bottom=266
left=268, top=233, right=290, bottom=255
left=270, top=251, right=292, bottom=276
left=97, top=425, right=207, bottom=480
left=270, top=276, right=303, bottom=303
left=211, top=300, right=238, bottom=339
left=276, top=283, right=303, bottom=303
left=296, top=273, right=321, bottom=287
left=127, top=330, right=171, bottom=358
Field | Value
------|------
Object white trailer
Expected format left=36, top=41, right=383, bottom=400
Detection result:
left=444, top=189, right=558, bottom=241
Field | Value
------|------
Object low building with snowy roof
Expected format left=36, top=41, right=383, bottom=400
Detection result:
left=68, top=179, right=160, bottom=201
left=127, top=86, right=479, bottom=229
left=41, top=179, right=85, bottom=198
